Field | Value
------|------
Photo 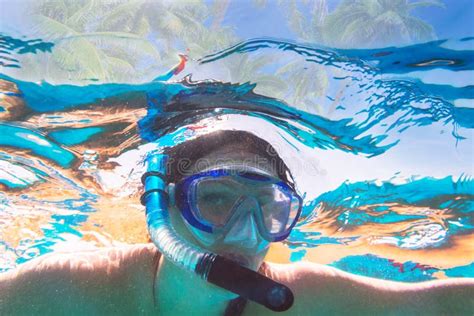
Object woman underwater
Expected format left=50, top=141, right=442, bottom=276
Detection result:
left=1, top=128, right=473, bottom=315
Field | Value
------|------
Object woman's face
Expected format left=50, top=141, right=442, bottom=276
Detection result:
left=168, top=202, right=270, bottom=271
left=168, top=148, right=279, bottom=271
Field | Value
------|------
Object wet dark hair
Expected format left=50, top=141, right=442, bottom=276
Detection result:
left=165, top=130, right=295, bottom=187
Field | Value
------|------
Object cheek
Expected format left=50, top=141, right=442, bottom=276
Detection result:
left=167, top=204, right=213, bottom=247
left=168, top=205, right=225, bottom=254
left=168, top=205, right=201, bottom=247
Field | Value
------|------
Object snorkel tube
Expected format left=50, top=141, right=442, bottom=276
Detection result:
left=141, top=153, right=294, bottom=312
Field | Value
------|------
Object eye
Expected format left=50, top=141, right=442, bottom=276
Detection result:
left=198, top=191, right=239, bottom=214
left=258, top=192, right=275, bottom=206
left=197, top=191, right=239, bottom=226
left=203, top=193, right=227, bottom=206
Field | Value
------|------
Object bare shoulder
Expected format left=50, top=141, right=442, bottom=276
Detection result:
left=252, top=261, right=474, bottom=315
left=0, top=243, right=160, bottom=314
left=1, top=243, right=159, bottom=282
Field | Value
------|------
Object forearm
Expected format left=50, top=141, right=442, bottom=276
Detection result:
left=318, top=268, right=474, bottom=315
left=315, top=271, right=474, bottom=315
left=389, top=278, right=474, bottom=315
left=264, top=262, right=474, bottom=315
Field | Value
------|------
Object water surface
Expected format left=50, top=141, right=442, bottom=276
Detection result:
left=0, top=35, right=473, bottom=282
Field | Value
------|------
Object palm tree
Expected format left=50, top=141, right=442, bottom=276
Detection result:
left=24, top=0, right=164, bottom=83
left=24, top=0, right=240, bottom=83
left=281, top=0, right=328, bottom=44
left=222, top=53, right=289, bottom=101
left=268, top=0, right=442, bottom=116
left=22, top=0, right=337, bottom=115
left=238, top=0, right=331, bottom=114
left=322, top=0, right=444, bottom=48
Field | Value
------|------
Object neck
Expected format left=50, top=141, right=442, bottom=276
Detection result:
left=155, top=257, right=239, bottom=315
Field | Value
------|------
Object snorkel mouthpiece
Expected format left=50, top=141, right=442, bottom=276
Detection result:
left=142, top=153, right=294, bottom=312
left=207, top=256, right=294, bottom=311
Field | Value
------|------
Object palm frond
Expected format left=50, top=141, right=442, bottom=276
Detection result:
left=66, top=0, right=97, bottom=30
left=56, top=32, right=160, bottom=60
left=32, top=14, right=78, bottom=39
left=102, top=55, right=137, bottom=82
left=49, top=38, right=106, bottom=81
left=408, top=0, right=445, bottom=11
left=403, top=16, right=436, bottom=41
left=98, top=0, right=145, bottom=32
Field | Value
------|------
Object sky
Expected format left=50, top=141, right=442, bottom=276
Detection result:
left=411, top=0, right=474, bottom=39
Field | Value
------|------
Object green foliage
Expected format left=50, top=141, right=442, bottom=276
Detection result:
left=322, top=0, right=444, bottom=48
left=19, top=0, right=441, bottom=115
left=262, top=0, right=442, bottom=114
left=276, top=0, right=328, bottom=43
left=26, top=0, right=235, bottom=83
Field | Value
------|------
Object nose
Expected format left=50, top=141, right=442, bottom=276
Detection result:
left=223, top=197, right=260, bottom=249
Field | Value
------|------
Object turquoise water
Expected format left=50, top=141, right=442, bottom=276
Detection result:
left=0, top=34, right=473, bottom=282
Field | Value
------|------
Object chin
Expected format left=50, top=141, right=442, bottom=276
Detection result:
left=217, top=249, right=267, bottom=271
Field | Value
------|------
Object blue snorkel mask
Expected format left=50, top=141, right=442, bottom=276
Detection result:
left=141, top=153, right=298, bottom=312
left=174, top=168, right=302, bottom=243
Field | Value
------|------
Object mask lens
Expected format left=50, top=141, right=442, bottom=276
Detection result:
left=287, top=194, right=301, bottom=230
left=259, top=185, right=299, bottom=235
left=195, top=178, right=241, bottom=227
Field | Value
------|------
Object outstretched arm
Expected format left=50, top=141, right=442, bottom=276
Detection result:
left=262, top=261, right=474, bottom=315
left=0, top=244, right=159, bottom=315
